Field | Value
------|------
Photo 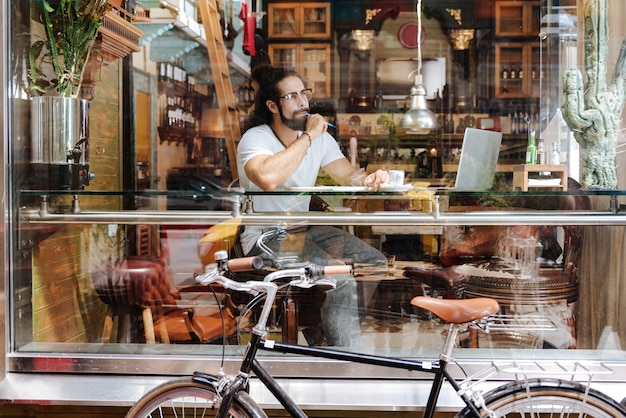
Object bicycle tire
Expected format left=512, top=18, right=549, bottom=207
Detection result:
left=126, top=376, right=268, bottom=418
left=455, top=378, right=626, bottom=418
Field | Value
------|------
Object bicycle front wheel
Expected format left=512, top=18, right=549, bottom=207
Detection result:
left=455, top=378, right=626, bottom=418
left=126, top=376, right=267, bottom=418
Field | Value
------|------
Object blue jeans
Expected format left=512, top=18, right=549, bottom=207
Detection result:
left=249, top=225, right=386, bottom=348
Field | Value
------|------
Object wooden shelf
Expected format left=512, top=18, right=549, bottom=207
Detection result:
left=158, top=126, right=196, bottom=145
left=512, top=164, right=568, bottom=191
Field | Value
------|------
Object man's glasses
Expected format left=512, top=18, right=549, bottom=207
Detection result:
left=277, top=88, right=313, bottom=102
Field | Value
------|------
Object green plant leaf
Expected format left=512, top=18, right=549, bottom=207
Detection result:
left=29, top=0, right=107, bottom=97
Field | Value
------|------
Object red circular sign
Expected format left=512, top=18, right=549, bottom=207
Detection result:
left=398, top=22, right=426, bottom=49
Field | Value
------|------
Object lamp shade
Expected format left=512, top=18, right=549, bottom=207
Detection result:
left=399, top=75, right=439, bottom=134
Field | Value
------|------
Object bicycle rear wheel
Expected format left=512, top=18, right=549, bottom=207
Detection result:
left=455, top=378, right=626, bottom=418
left=126, top=376, right=267, bottom=418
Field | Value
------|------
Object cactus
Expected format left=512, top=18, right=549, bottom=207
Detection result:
left=562, top=0, right=626, bottom=189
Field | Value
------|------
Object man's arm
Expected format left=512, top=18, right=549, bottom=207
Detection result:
left=244, top=133, right=311, bottom=191
left=324, top=158, right=389, bottom=187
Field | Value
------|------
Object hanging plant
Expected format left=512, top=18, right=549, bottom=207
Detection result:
left=28, top=0, right=109, bottom=97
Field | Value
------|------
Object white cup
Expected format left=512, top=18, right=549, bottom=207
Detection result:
left=389, top=170, right=405, bottom=186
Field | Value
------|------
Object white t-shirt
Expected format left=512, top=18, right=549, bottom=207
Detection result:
left=237, top=124, right=345, bottom=253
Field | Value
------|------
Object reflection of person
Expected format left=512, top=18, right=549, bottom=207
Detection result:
left=236, top=65, right=388, bottom=347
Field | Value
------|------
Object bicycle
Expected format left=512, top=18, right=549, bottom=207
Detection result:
left=126, top=250, right=626, bottom=418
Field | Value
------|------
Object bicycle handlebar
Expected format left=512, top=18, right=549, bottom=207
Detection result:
left=227, top=256, right=264, bottom=272
left=322, top=265, right=352, bottom=276
left=195, top=258, right=350, bottom=335
left=196, top=262, right=348, bottom=293
left=263, top=264, right=349, bottom=286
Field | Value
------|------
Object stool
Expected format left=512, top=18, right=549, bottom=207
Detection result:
left=92, top=258, right=167, bottom=343
left=92, top=257, right=203, bottom=344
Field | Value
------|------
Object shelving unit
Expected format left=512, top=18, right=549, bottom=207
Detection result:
left=495, top=42, right=541, bottom=98
left=513, top=164, right=568, bottom=191
left=268, top=3, right=331, bottom=39
left=268, top=2, right=331, bottom=99
left=493, top=0, right=542, bottom=99
left=269, top=43, right=331, bottom=98
left=156, top=75, right=203, bottom=145
left=495, top=0, right=541, bottom=37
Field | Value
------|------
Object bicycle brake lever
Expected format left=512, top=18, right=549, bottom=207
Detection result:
left=315, top=276, right=337, bottom=288
left=195, top=264, right=221, bottom=285
left=290, top=276, right=337, bottom=289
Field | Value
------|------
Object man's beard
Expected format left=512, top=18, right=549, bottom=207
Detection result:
left=278, top=105, right=308, bottom=131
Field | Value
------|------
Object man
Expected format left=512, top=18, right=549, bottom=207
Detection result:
left=236, top=65, right=389, bottom=347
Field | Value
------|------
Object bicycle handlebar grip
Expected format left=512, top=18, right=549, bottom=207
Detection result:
left=228, top=256, right=264, bottom=272
left=323, top=265, right=352, bottom=276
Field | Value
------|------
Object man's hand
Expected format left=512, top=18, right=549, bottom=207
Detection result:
left=364, top=170, right=390, bottom=188
left=304, top=113, right=328, bottom=140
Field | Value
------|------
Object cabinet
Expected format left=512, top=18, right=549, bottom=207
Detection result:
left=493, top=1, right=541, bottom=99
left=495, top=0, right=541, bottom=37
left=269, top=43, right=331, bottom=98
left=156, top=61, right=203, bottom=145
left=267, top=2, right=332, bottom=98
left=495, top=42, right=541, bottom=98
left=268, top=3, right=331, bottom=39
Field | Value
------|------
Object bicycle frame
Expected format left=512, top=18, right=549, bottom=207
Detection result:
left=194, top=257, right=483, bottom=418
left=209, top=327, right=482, bottom=418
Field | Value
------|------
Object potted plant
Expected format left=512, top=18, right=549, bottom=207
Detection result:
left=28, top=0, right=109, bottom=97
left=28, top=0, right=109, bottom=190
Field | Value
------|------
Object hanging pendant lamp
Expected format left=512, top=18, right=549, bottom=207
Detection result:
left=399, top=0, right=438, bottom=134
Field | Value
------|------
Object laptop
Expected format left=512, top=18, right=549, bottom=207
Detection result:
left=454, top=128, right=503, bottom=191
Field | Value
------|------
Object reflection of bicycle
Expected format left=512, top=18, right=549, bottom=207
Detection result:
left=126, top=251, right=626, bottom=418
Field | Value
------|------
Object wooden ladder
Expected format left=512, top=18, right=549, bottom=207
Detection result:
left=198, top=0, right=241, bottom=180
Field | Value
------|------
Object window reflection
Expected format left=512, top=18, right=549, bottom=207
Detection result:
left=8, top=0, right=626, bottom=381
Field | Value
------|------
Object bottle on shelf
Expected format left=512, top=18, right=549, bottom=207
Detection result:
left=173, top=58, right=187, bottom=88
left=522, top=112, right=530, bottom=133
left=551, top=142, right=561, bottom=165
left=165, top=96, right=176, bottom=127
left=526, top=130, right=536, bottom=164
left=502, top=65, right=509, bottom=80
left=511, top=112, right=518, bottom=134
left=166, top=62, right=174, bottom=83
left=518, top=64, right=523, bottom=80
left=158, top=62, right=167, bottom=82
left=374, top=88, right=383, bottom=112
left=187, top=74, right=195, bottom=92
left=510, top=65, right=516, bottom=80
left=536, top=137, right=545, bottom=164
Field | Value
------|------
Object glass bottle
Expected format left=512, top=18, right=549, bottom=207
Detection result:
left=374, top=89, right=383, bottom=112
left=536, top=137, right=545, bottom=164
left=551, top=142, right=561, bottom=165
left=526, top=130, right=536, bottom=164
left=158, top=62, right=167, bottom=82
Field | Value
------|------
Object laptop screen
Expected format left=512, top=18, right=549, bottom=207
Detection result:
left=454, top=128, right=503, bottom=191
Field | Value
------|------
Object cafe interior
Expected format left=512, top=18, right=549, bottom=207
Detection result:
left=1, top=0, right=626, bottom=414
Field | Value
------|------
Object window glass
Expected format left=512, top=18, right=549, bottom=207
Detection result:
left=7, top=0, right=626, bottom=379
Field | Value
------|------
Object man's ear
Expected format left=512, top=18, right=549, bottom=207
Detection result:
left=266, top=100, right=279, bottom=114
